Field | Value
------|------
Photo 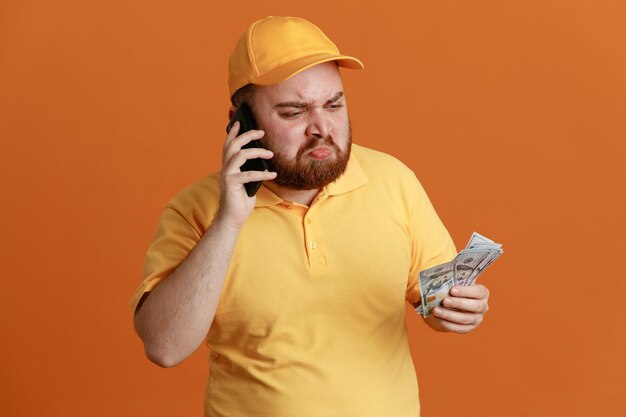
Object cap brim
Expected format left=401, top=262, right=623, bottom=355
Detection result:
left=251, top=54, right=364, bottom=86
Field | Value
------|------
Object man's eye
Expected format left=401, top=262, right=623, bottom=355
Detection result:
left=327, top=104, right=344, bottom=110
left=281, top=111, right=302, bottom=118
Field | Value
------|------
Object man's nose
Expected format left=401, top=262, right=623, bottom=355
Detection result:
left=304, top=109, right=331, bottom=138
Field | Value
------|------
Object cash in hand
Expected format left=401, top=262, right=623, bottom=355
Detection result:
left=415, top=232, right=503, bottom=318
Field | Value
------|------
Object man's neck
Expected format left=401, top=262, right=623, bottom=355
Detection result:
left=263, top=182, right=320, bottom=207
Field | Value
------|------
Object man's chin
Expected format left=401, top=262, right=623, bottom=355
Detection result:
left=269, top=139, right=351, bottom=190
left=271, top=161, right=347, bottom=190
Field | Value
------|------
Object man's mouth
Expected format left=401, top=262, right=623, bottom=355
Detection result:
left=308, top=146, right=333, bottom=160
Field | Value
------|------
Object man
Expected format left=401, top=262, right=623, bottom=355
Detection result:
left=131, top=16, right=490, bottom=417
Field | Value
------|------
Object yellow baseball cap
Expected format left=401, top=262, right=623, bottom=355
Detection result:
left=228, top=16, right=364, bottom=97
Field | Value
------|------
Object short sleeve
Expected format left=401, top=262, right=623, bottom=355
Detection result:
left=405, top=178, right=457, bottom=305
left=130, top=205, right=202, bottom=313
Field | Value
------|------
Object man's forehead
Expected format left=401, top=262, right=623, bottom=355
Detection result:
left=272, top=91, right=345, bottom=109
left=256, top=62, right=345, bottom=104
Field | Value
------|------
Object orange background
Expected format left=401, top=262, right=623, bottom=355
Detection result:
left=1, top=1, right=624, bottom=416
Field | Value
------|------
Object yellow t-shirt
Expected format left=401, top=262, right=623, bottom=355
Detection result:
left=131, top=144, right=456, bottom=417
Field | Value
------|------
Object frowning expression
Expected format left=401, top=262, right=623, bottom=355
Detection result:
left=250, top=62, right=352, bottom=190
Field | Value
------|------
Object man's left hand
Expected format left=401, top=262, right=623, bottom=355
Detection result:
left=426, top=284, right=490, bottom=334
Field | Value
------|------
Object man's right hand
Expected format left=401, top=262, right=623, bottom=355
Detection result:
left=215, top=120, right=276, bottom=230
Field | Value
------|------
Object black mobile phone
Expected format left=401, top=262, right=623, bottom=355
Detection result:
left=226, top=103, right=270, bottom=197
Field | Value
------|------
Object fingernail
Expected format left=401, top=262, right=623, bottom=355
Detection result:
left=443, top=298, right=452, bottom=307
left=451, top=288, right=460, bottom=296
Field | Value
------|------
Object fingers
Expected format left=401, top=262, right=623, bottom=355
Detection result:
left=428, top=284, right=491, bottom=334
left=221, top=151, right=277, bottom=194
left=220, top=124, right=276, bottom=199
left=222, top=126, right=273, bottom=175
left=225, top=147, right=274, bottom=175
left=449, top=284, right=490, bottom=300
left=223, top=123, right=266, bottom=162
left=226, top=120, right=241, bottom=139
left=221, top=170, right=277, bottom=193
left=441, top=294, right=489, bottom=314
left=214, top=122, right=275, bottom=229
left=433, top=304, right=483, bottom=325
left=430, top=315, right=482, bottom=334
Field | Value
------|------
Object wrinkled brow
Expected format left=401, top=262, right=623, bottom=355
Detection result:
left=274, top=91, right=344, bottom=109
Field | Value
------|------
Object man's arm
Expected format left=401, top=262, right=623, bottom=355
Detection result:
left=424, top=284, right=490, bottom=333
left=133, top=122, right=276, bottom=367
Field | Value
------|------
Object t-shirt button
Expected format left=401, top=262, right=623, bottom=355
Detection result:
left=306, top=218, right=312, bottom=225
left=308, top=241, right=317, bottom=249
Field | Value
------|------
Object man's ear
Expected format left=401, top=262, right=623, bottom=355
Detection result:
left=228, top=106, right=236, bottom=120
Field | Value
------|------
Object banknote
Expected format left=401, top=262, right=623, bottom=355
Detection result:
left=465, top=232, right=501, bottom=250
left=453, top=249, right=493, bottom=286
left=415, top=232, right=503, bottom=317
left=419, top=261, right=455, bottom=317
left=465, top=249, right=502, bottom=286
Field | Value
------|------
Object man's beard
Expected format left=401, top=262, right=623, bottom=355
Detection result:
left=260, top=124, right=352, bottom=190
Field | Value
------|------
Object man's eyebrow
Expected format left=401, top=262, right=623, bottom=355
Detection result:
left=274, top=91, right=344, bottom=109
left=326, top=91, right=344, bottom=104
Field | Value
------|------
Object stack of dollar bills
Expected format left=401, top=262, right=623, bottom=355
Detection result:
left=415, top=232, right=503, bottom=318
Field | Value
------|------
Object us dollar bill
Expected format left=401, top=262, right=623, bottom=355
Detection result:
left=465, top=232, right=501, bottom=250
left=416, top=232, right=503, bottom=317
left=419, top=261, right=455, bottom=317
left=453, top=249, right=493, bottom=287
